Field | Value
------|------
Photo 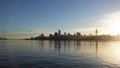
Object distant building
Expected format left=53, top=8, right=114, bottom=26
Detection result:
left=76, top=32, right=81, bottom=37
left=58, top=30, right=61, bottom=36
left=95, top=29, right=98, bottom=36
left=49, top=34, right=52, bottom=37
left=41, top=33, right=44, bottom=37
left=64, top=32, right=66, bottom=36
left=54, top=32, right=58, bottom=36
left=68, top=33, right=70, bottom=36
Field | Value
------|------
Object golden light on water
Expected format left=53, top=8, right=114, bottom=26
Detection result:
left=100, top=42, right=120, bottom=65
left=110, top=44, right=120, bottom=58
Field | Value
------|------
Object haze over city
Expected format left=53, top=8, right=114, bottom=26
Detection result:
left=1, top=0, right=120, bottom=39
left=1, top=1, right=120, bottom=68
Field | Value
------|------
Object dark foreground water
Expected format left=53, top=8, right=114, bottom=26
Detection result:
left=0, top=40, right=120, bottom=68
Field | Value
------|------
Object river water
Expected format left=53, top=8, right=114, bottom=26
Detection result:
left=0, top=40, right=120, bottom=68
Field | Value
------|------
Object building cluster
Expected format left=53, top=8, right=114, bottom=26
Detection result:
left=30, top=30, right=83, bottom=40
left=29, top=29, right=120, bottom=40
left=0, top=29, right=120, bottom=40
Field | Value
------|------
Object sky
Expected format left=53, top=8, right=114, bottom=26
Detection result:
left=0, top=0, right=120, bottom=39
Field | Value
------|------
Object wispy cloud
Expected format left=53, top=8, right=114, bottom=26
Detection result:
left=71, top=11, right=120, bottom=35
left=1, top=11, right=120, bottom=39
left=98, top=11, right=120, bottom=27
left=98, top=11, right=120, bottom=34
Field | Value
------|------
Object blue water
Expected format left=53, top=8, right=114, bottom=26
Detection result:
left=0, top=40, right=120, bottom=68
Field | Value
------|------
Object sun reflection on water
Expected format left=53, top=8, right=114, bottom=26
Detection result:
left=99, top=41, right=120, bottom=66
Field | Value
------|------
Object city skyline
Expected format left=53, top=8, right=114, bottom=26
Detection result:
left=27, top=29, right=120, bottom=41
left=1, top=0, right=120, bottom=39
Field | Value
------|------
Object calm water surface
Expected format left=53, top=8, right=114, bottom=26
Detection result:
left=0, top=40, right=120, bottom=68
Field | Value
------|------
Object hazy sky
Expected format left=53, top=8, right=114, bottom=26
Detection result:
left=1, top=0, right=120, bottom=39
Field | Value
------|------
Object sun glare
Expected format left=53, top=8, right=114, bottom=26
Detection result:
left=107, top=21, right=120, bottom=35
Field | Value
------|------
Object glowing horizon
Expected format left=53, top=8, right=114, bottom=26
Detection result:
left=0, top=0, right=120, bottom=39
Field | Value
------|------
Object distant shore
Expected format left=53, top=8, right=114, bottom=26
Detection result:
left=26, top=30, right=120, bottom=41
left=1, top=30, right=120, bottom=41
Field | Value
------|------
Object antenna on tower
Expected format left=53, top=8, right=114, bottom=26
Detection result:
left=95, top=29, right=98, bottom=36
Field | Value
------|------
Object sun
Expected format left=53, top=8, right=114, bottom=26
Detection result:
left=106, top=21, right=120, bottom=35
left=100, top=12, right=120, bottom=35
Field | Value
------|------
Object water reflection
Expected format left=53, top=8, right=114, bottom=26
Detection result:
left=95, top=41, right=98, bottom=57
left=0, top=40, right=120, bottom=68
left=33, top=40, right=99, bottom=56
left=34, top=40, right=100, bottom=56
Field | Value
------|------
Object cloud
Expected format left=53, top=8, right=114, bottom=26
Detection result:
left=71, top=11, right=120, bottom=34
left=97, top=11, right=120, bottom=34
left=71, top=27, right=104, bottom=35
left=98, top=11, right=120, bottom=27
left=2, top=11, right=120, bottom=39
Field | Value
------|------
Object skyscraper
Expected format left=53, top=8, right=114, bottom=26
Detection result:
left=58, top=30, right=61, bottom=36
left=95, top=29, right=98, bottom=36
